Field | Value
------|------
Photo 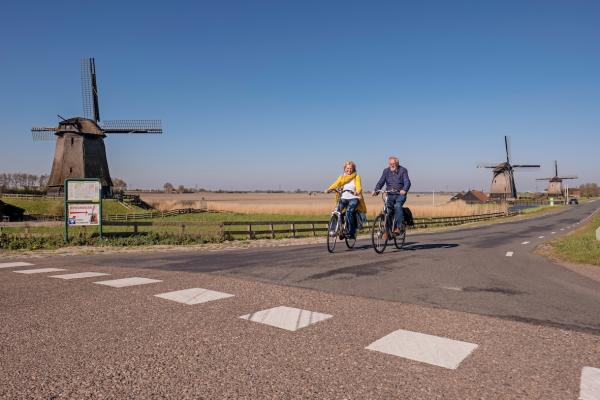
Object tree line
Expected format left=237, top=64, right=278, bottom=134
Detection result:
left=0, top=172, right=127, bottom=193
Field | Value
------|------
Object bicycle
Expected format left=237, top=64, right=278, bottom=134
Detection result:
left=371, top=190, right=408, bottom=254
left=326, top=188, right=358, bottom=253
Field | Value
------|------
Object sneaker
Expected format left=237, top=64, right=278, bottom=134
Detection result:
left=382, top=232, right=389, bottom=241
left=329, top=230, right=336, bottom=236
left=393, top=228, right=401, bottom=235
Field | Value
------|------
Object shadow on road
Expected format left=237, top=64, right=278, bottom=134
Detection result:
left=400, top=242, right=459, bottom=251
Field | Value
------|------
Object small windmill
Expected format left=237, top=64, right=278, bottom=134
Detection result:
left=31, top=58, right=163, bottom=196
left=536, top=160, right=577, bottom=196
left=478, top=136, right=540, bottom=200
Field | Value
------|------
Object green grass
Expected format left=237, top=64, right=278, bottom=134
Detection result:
left=520, top=205, right=566, bottom=215
left=552, top=211, right=600, bottom=266
left=0, top=196, right=145, bottom=216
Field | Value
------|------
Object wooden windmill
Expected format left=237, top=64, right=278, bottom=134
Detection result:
left=478, top=136, right=540, bottom=200
left=536, top=160, right=577, bottom=196
left=31, top=58, right=163, bottom=196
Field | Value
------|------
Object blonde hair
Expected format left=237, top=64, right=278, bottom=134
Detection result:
left=343, top=160, right=356, bottom=172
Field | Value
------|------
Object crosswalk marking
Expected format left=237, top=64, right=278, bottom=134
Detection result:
left=94, top=277, right=162, bottom=288
left=51, top=272, right=110, bottom=280
left=366, top=329, right=478, bottom=370
left=14, top=268, right=66, bottom=274
left=240, top=306, right=332, bottom=332
left=0, top=262, right=34, bottom=269
left=580, top=367, right=600, bottom=400
left=155, top=288, right=234, bottom=305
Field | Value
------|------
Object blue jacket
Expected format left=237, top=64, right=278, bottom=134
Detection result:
left=374, top=166, right=411, bottom=193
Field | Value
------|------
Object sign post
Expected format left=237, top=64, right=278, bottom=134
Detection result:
left=64, top=179, right=102, bottom=242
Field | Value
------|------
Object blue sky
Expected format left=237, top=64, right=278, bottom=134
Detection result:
left=1, top=1, right=598, bottom=191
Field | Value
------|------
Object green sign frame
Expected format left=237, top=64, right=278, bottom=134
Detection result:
left=64, top=178, right=103, bottom=242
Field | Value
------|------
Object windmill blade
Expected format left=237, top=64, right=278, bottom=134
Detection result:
left=101, top=119, right=162, bottom=134
left=504, top=136, right=512, bottom=164
left=512, top=164, right=540, bottom=169
left=554, top=160, right=559, bottom=177
left=31, top=127, right=57, bottom=141
left=536, top=178, right=553, bottom=181
left=559, top=176, right=578, bottom=180
left=81, top=58, right=100, bottom=122
left=477, top=163, right=498, bottom=169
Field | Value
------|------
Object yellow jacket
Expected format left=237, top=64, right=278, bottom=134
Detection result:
left=327, top=173, right=367, bottom=214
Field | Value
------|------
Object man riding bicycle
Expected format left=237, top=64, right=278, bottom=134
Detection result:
left=326, top=161, right=367, bottom=239
left=373, top=156, right=411, bottom=239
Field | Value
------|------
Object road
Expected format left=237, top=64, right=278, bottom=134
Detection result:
left=1, top=202, right=599, bottom=399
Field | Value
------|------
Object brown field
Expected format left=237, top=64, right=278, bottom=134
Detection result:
left=137, top=192, right=506, bottom=217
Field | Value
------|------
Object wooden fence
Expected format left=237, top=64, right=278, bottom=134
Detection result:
left=100, top=211, right=515, bottom=240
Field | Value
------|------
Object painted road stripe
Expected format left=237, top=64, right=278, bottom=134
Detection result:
left=538, top=236, right=545, bottom=239
left=552, top=232, right=557, bottom=234
left=155, top=288, right=234, bottom=305
left=51, top=272, right=110, bottom=280
left=561, top=228, right=565, bottom=231
left=522, top=241, right=530, bottom=245
left=506, top=252, right=514, bottom=257
left=240, top=306, right=332, bottom=332
left=0, top=262, right=34, bottom=269
left=581, top=367, right=600, bottom=400
left=366, top=329, right=478, bottom=370
left=14, top=268, right=66, bottom=274
left=94, top=277, right=162, bottom=288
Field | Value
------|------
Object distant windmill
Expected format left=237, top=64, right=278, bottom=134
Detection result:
left=31, top=58, right=163, bottom=196
left=536, top=160, right=577, bottom=196
left=478, top=136, right=540, bottom=200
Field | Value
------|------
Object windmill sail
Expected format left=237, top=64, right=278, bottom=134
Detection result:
left=101, top=119, right=162, bottom=134
left=31, top=127, right=57, bottom=141
left=81, top=58, right=100, bottom=122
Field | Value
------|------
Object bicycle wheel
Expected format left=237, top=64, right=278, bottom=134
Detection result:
left=345, top=234, right=356, bottom=249
left=327, top=214, right=339, bottom=253
left=371, top=214, right=387, bottom=254
left=393, top=225, right=406, bottom=249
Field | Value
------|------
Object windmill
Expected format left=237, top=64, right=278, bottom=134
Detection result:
left=477, top=136, right=540, bottom=200
left=31, top=58, right=163, bottom=196
left=536, top=160, right=577, bottom=196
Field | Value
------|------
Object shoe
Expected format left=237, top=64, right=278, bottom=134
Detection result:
left=329, top=230, right=336, bottom=236
left=382, top=232, right=389, bottom=241
left=393, top=228, right=401, bottom=235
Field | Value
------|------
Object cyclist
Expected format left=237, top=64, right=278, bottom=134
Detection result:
left=373, top=156, right=411, bottom=239
left=326, top=161, right=367, bottom=239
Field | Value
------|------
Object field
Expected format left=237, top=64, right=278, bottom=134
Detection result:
left=0, top=196, right=145, bottom=216
left=551, top=210, right=600, bottom=266
left=138, top=192, right=507, bottom=217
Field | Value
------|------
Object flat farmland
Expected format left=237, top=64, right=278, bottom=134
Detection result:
left=137, top=192, right=505, bottom=217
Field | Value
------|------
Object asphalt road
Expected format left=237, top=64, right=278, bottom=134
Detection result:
left=1, top=202, right=599, bottom=399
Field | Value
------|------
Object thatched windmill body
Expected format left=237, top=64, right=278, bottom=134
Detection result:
left=31, top=58, right=162, bottom=196
left=537, top=160, right=577, bottom=196
left=478, top=136, right=540, bottom=200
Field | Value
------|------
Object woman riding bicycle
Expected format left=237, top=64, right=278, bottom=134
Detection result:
left=325, top=161, right=367, bottom=239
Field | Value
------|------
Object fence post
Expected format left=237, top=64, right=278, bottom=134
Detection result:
left=311, top=223, right=316, bottom=236
left=247, top=224, right=252, bottom=240
left=180, top=223, right=185, bottom=236
left=270, top=223, right=275, bottom=239
left=291, top=223, right=296, bottom=238
left=133, top=222, right=138, bottom=234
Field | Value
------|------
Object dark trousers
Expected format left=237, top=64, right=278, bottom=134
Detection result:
left=337, top=198, right=359, bottom=237
left=385, top=194, right=406, bottom=231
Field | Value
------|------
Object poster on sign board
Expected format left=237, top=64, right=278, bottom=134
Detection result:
left=67, top=181, right=101, bottom=202
left=68, top=204, right=100, bottom=226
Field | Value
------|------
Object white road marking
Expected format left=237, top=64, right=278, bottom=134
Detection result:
left=0, top=262, right=34, bottom=269
left=51, top=272, right=110, bottom=280
left=580, top=367, right=600, bottom=400
left=93, top=277, right=162, bottom=288
left=561, top=228, right=565, bottom=231
left=155, top=288, right=234, bottom=305
left=538, top=236, right=545, bottom=239
left=366, top=329, right=478, bottom=370
left=442, top=286, right=463, bottom=291
left=522, top=241, right=530, bottom=245
left=239, top=306, right=332, bottom=332
left=552, top=232, right=557, bottom=234
left=506, top=252, right=514, bottom=257
left=14, top=268, right=66, bottom=274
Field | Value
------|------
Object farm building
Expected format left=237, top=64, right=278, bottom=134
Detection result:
left=0, top=200, right=25, bottom=222
left=451, top=190, right=489, bottom=204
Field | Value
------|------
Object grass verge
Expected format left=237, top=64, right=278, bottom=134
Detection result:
left=549, top=211, right=600, bottom=266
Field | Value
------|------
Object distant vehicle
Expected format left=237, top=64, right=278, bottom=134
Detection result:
left=569, top=198, right=579, bottom=205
